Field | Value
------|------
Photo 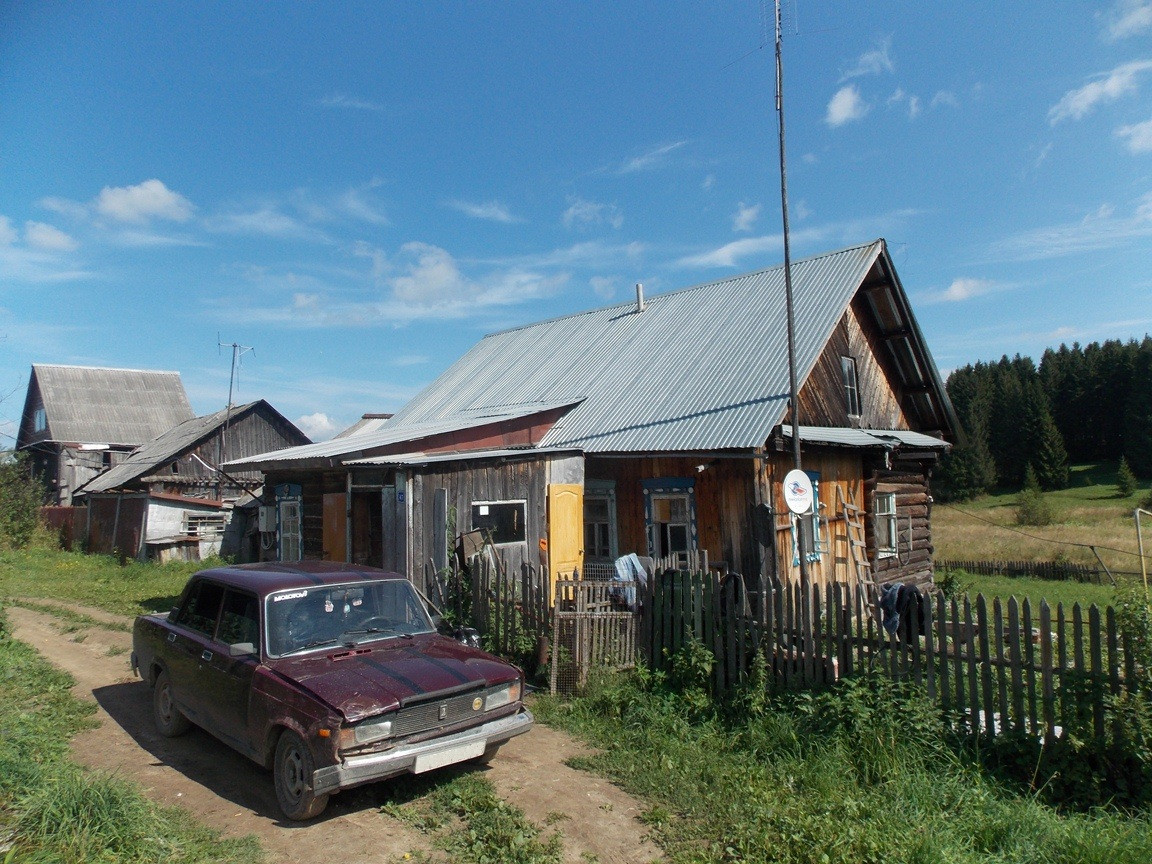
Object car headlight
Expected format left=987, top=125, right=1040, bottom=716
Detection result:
left=352, top=715, right=394, bottom=745
left=483, top=680, right=521, bottom=711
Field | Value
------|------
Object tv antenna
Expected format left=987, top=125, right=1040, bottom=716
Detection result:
left=216, top=337, right=254, bottom=498
left=773, top=0, right=809, bottom=590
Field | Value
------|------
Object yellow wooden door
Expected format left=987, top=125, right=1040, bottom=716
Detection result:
left=548, top=483, right=584, bottom=596
left=322, top=493, right=347, bottom=561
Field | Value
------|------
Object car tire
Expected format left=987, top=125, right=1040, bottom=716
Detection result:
left=274, top=729, right=329, bottom=821
left=153, top=669, right=192, bottom=737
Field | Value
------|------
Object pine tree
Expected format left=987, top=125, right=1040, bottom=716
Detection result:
left=1122, top=337, right=1152, bottom=478
left=1117, top=456, right=1137, bottom=497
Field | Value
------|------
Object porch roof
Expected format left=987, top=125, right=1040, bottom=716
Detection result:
left=783, top=425, right=951, bottom=450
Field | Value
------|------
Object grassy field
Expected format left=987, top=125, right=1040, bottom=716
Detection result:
left=934, top=462, right=1151, bottom=579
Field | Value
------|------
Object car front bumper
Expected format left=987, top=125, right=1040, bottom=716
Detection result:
left=311, top=708, right=533, bottom=796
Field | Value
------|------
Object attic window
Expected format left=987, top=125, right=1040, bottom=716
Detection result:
left=171, top=461, right=180, bottom=474
left=841, top=356, right=862, bottom=417
left=33, top=407, right=46, bottom=432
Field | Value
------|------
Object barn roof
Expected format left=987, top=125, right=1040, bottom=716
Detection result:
left=21, top=364, right=194, bottom=447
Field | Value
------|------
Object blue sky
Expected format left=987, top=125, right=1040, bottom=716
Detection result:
left=2, top=2, right=1151, bottom=443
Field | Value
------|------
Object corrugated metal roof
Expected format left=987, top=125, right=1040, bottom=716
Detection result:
left=27, top=364, right=194, bottom=446
left=226, top=400, right=580, bottom=467
left=783, top=426, right=951, bottom=450
left=345, top=446, right=580, bottom=467
left=384, top=241, right=886, bottom=452
left=78, top=401, right=262, bottom=493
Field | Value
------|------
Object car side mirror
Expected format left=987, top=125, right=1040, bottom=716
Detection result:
left=229, top=642, right=256, bottom=657
left=454, top=627, right=481, bottom=649
left=167, top=607, right=178, bottom=621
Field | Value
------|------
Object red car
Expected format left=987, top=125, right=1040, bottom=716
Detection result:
left=132, top=562, right=533, bottom=820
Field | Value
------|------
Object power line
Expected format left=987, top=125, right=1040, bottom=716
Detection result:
left=939, top=500, right=1146, bottom=562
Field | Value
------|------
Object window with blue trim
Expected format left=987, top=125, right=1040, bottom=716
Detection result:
left=791, top=471, right=825, bottom=565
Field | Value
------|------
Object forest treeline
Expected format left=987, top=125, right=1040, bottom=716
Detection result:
left=936, top=336, right=1152, bottom=501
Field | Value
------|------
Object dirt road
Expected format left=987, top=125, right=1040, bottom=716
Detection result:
left=8, top=601, right=661, bottom=864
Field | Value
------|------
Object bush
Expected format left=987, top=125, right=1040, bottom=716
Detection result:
left=0, top=452, right=46, bottom=549
left=1118, top=456, right=1138, bottom=497
left=1016, top=467, right=1054, bottom=526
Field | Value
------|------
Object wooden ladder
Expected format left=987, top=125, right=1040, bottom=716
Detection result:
left=837, top=486, right=874, bottom=594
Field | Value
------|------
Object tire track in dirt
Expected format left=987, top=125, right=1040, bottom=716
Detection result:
left=7, top=601, right=662, bottom=864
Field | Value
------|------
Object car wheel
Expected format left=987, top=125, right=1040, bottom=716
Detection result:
left=274, top=730, right=329, bottom=821
left=153, top=670, right=191, bottom=737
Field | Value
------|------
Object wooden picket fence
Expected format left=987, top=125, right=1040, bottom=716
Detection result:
left=644, top=571, right=1140, bottom=743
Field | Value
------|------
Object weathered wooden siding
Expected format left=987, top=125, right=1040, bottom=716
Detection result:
left=792, top=298, right=912, bottom=430
left=407, top=456, right=551, bottom=593
left=584, top=455, right=760, bottom=576
left=865, top=465, right=935, bottom=587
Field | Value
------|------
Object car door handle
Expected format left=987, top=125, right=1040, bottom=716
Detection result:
left=201, top=650, right=212, bottom=662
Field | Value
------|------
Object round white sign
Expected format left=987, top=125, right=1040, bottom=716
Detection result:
left=783, top=469, right=814, bottom=515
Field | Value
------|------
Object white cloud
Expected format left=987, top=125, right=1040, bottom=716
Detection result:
left=618, top=141, right=686, bottom=174
left=732, top=202, right=761, bottom=232
left=826, top=85, right=869, bottom=127
left=295, top=412, right=340, bottom=441
left=702, top=174, right=716, bottom=191
left=930, top=90, right=959, bottom=109
left=887, top=88, right=921, bottom=119
left=840, top=37, right=894, bottom=81
left=677, top=235, right=779, bottom=269
left=1105, top=1, right=1152, bottom=40
left=339, top=187, right=389, bottom=225
left=95, top=179, right=195, bottom=223
left=446, top=199, right=517, bottom=223
left=993, top=192, right=1152, bottom=259
left=1048, top=60, right=1152, bottom=124
left=589, top=276, right=616, bottom=299
left=207, top=205, right=325, bottom=241
left=942, top=278, right=995, bottom=302
left=1117, top=115, right=1152, bottom=151
left=391, top=355, right=428, bottom=367
left=562, top=197, right=623, bottom=230
left=39, top=196, right=89, bottom=221
left=318, top=93, right=384, bottom=112
left=24, top=221, right=78, bottom=252
left=0, top=215, right=17, bottom=245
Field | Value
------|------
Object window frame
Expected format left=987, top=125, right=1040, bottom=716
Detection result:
left=583, top=479, right=618, bottom=562
left=791, top=471, right=825, bottom=566
left=841, top=355, right=862, bottom=417
left=278, top=498, right=302, bottom=562
left=470, top=499, right=528, bottom=546
left=642, top=478, right=698, bottom=560
left=874, top=490, right=898, bottom=559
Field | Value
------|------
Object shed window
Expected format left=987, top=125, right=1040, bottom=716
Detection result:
left=471, top=500, right=527, bottom=545
left=791, top=472, right=825, bottom=565
left=279, top=498, right=302, bottom=562
left=33, top=406, right=46, bottom=432
left=583, top=480, right=618, bottom=562
left=642, top=478, right=698, bottom=562
left=875, top=491, right=897, bottom=559
left=841, top=356, right=862, bottom=416
left=184, top=512, right=226, bottom=538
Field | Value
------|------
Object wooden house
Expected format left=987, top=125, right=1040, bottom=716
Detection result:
left=16, top=364, right=195, bottom=505
left=230, top=240, right=957, bottom=595
left=75, top=400, right=310, bottom=562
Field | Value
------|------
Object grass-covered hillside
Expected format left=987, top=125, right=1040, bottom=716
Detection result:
left=934, top=462, right=1151, bottom=578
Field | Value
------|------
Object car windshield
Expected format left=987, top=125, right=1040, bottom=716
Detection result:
left=264, top=579, right=436, bottom=657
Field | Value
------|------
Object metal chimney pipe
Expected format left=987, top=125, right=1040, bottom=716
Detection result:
left=636, top=282, right=646, bottom=313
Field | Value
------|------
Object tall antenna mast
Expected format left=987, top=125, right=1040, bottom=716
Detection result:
left=216, top=337, right=253, bottom=499
left=775, top=0, right=809, bottom=589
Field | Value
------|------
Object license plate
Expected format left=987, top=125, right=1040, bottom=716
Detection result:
left=414, top=739, right=486, bottom=773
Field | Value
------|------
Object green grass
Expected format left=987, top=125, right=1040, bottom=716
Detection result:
left=0, top=603, right=264, bottom=864
left=945, top=570, right=1123, bottom=611
left=0, top=546, right=216, bottom=617
left=534, top=667, right=1152, bottom=864
left=381, top=771, right=564, bottom=864
left=936, top=461, right=1152, bottom=577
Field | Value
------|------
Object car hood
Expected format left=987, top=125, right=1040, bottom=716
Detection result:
left=267, top=634, right=518, bottom=723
